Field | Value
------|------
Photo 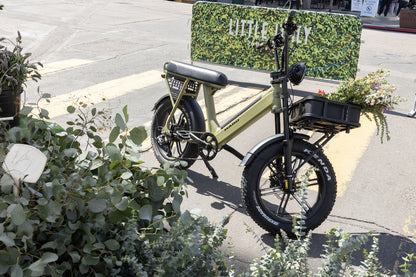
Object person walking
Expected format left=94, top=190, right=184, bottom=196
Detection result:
left=378, top=0, right=393, bottom=16
left=390, top=0, right=399, bottom=15
left=396, top=0, right=409, bottom=16
left=255, top=0, right=262, bottom=5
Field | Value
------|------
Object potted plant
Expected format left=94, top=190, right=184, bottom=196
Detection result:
left=0, top=31, right=42, bottom=126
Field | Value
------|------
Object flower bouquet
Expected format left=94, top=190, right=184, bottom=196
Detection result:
left=322, top=69, right=405, bottom=142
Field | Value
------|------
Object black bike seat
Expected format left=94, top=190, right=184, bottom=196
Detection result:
left=165, top=61, right=228, bottom=87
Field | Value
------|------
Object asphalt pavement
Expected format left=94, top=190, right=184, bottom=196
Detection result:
left=1, top=0, right=416, bottom=275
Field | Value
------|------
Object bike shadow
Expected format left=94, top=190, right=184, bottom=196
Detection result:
left=259, top=231, right=416, bottom=274
left=187, top=169, right=244, bottom=212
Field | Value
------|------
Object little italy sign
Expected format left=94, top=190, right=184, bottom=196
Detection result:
left=191, top=2, right=363, bottom=81
left=228, top=18, right=313, bottom=45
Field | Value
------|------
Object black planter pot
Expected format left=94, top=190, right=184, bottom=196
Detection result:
left=0, top=88, right=22, bottom=127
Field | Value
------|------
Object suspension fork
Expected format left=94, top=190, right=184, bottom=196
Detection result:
left=270, top=73, right=293, bottom=191
left=281, top=32, right=294, bottom=192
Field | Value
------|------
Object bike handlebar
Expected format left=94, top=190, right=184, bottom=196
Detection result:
left=255, top=11, right=296, bottom=50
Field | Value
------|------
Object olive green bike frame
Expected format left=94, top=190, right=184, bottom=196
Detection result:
left=162, top=70, right=282, bottom=149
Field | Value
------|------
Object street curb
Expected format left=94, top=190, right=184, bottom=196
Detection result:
left=363, top=24, right=416, bottom=33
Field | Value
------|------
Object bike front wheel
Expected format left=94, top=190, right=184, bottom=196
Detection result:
left=241, top=140, right=337, bottom=237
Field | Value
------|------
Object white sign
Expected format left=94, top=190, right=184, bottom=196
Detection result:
left=3, top=144, right=47, bottom=184
left=351, top=0, right=363, bottom=11
left=361, top=0, right=379, bottom=17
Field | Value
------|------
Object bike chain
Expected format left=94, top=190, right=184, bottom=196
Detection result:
left=161, top=130, right=219, bottom=162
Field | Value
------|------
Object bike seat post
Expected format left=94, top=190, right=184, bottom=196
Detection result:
left=203, top=83, right=221, bottom=134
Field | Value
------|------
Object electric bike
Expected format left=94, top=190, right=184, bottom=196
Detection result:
left=150, top=11, right=361, bottom=235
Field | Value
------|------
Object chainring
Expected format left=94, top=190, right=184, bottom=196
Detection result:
left=198, top=133, right=218, bottom=161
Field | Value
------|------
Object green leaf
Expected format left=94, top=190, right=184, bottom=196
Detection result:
left=10, top=265, right=23, bottom=277
left=63, top=148, right=78, bottom=158
left=115, top=113, right=125, bottom=131
left=90, top=159, right=104, bottom=170
left=156, top=175, right=165, bottom=186
left=20, top=106, right=33, bottom=116
left=120, top=171, right=132, bottom=180
left=17, top=221, right=34, bottom=237
left=104, top=239, right=120, bottom=251
left=108, top=209, right=131, bottom=224
left=115, top=197, right=129, bottom=211
left=7, top=204, right=26, bottom=226
left=129, top=126, right=147, bottom=146
left=88, top=199, right=107, bottom=213
left=69, top=251, right=81, bottom=263
left=109, top=126, right=120, bottom=143
left=66, top=106, right=76, bottom=113
left=40, top=108, right=49, bottom=119
left=122, top=105, right=129, bottom=123
left=105, top=143, right=122, bottom=162
left=0, top=234, right=15, bottom=247
left=139, top=204, right=152, bottom=221
left=172, top=193, right=183, bottom=213
left=150, top=185, right=164, bottom=202
left=82, top=255, right=100, bottom=266
left=28, top=252, right=58, bottom=276
left=0, top=174, right=14, bottom=194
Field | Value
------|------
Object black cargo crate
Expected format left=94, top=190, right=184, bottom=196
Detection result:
left=289, top=96, right=361, bottom=133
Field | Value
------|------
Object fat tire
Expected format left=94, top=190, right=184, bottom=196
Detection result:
left=151, top=96, right=205, bottom=169
left=241, top=139, right=337, bottom=236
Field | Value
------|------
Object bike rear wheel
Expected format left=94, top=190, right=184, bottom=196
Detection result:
left=151, top=96, right=205, bottom=169
left=241, top=140, right=337, bottom=237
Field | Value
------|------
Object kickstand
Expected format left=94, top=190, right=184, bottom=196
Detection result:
left=202, top=159, right=218, bottom=179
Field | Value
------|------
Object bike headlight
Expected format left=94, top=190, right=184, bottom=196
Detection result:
left=288, top=62, right=306, bottom=86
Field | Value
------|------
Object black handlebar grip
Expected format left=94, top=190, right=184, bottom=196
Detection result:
left=287, top=10, right=296, bottom=25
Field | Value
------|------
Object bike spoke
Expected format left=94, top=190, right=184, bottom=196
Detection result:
left=306, top=181, right=319, bottom=187
left=294, top=178, right=319, bottom=187
left=292, top=193, right=311, bottom=212
left=175, top=141, right=184, bottom=155
left=267, top=163, right=278, bottom=176
left=177, top=113, right=185, bottom=126
left=260, top=187, right=283, bottom=197
left=277, top=192, right=290, bottom=215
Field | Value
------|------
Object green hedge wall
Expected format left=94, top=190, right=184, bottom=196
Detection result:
left=191, top=2, right=363, bottom=81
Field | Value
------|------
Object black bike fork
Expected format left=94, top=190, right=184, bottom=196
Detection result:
left=271, top=37, right=294, bottom=192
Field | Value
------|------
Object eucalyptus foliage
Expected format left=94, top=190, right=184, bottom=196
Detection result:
left=0, top=102, right=228, bottom=276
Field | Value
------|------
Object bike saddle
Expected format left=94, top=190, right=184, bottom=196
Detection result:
left=165, top=61, right=228, bottom=87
